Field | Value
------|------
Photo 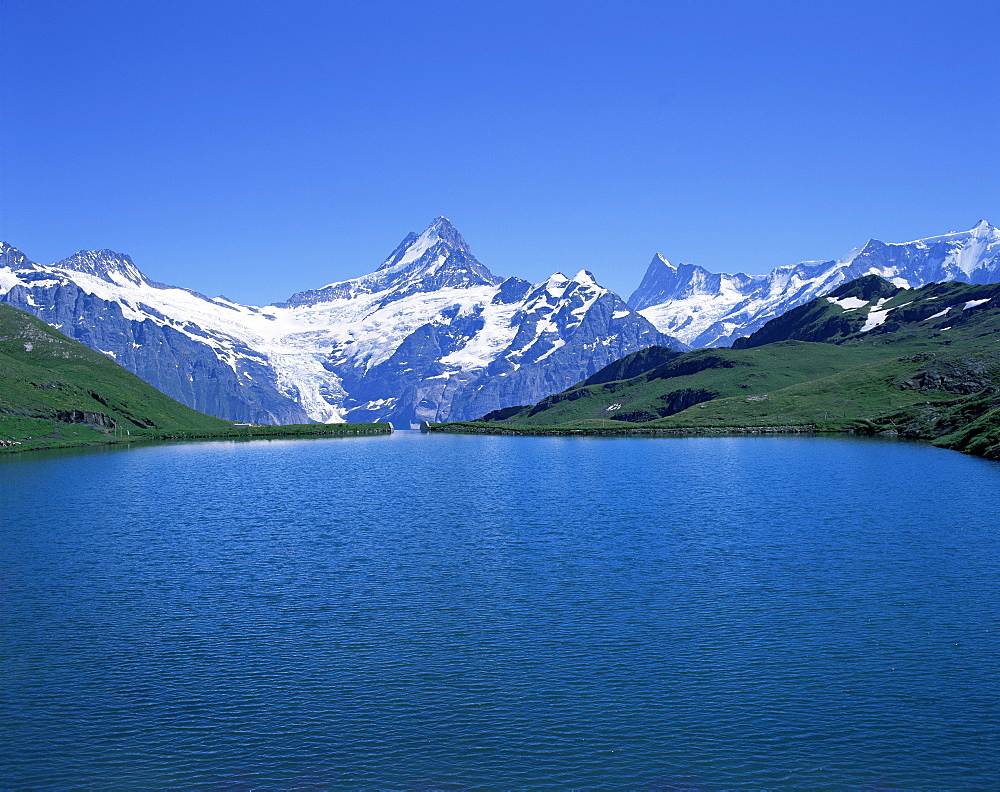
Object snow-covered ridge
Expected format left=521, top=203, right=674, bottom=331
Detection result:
left=0, top=218, right=672, bottom=426
left=631, top=221, right=1000, bottom=347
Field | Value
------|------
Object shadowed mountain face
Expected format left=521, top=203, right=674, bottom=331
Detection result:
left=630, top=221, right=1000, bottom=348
left=0, top=218, right=678, bottom=426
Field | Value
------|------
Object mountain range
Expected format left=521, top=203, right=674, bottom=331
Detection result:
left=1, top=218, right=997, bottom=426
left=631, top=220, right=1000, bottom=348
left=0, top=218, right=673, bottom=426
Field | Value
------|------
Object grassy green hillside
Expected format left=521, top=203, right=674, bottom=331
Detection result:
left=0, top=303, right=389, bottom=452
left=433, top=278, right=1000, bottom=460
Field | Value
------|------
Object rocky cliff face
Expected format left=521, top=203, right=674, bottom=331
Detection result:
left=631, top=221, right=1000, bottom=348
left=0, top=218, right=677, bottom=426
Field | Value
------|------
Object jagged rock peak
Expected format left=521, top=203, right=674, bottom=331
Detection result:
left=377, top=216, right=475, bottom=273
left=628, top=252, right=718, bottom=310
left=54, top=249, right=146, bottom=285
left=425, top=215, right=470, bottom=250
left=277, top=216, right=501, bottom=308
left=0, top=242, right=39, bottom=270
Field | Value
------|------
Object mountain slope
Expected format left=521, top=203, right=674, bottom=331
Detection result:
left=0, top=218, right=678, bottom=426
left=631, top=221, right=1000, bottom=348
left=460, top=277, right=1000, bottom=459
left=0, top=301, right=233, bottom=449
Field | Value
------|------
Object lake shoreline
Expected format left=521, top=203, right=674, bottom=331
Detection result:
left=0, top=421, right=393, bottom=455
left=423, top=421, right=818, bottom=437
left=423, top=420, right=1000, bottom=462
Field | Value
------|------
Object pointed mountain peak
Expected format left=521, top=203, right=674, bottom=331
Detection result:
left=858, top=238, right=886, bottom=254
left=569, top=270, right=606, bottom=291
left=0, top=242, right=40, bottom=270
left=54, top=249, right=147, bottom=285
left=972, top=219, right=995, bottom=233
left=278, top=218, right=499, bottom=307
left=425, top=215, right=460, bottom=237
left=419, top=215, right=474, bottom=255
left=628, top=251, right=714, bottom=310
left=377, top=216, right=474, bottom=273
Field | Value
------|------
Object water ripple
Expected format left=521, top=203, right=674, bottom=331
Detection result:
left=2, top=434, right=999, bottom=788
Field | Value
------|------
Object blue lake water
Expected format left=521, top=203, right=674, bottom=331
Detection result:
left=2, top=432, right=999, bottom=789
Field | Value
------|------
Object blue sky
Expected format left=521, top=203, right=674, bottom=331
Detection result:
left=2, top=0, right=998, bottom=305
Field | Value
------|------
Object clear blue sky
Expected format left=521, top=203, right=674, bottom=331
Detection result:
left=2, top=0, right=998, bottom=305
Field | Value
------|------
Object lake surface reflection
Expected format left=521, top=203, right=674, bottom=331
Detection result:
left=2, top=432, right=999, bottom=789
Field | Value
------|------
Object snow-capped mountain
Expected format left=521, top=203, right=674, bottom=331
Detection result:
left=631, top=220, right=1000, bottom=348
left=0, top=218, right=675, bottom=426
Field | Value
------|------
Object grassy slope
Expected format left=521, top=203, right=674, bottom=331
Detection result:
left=434, top=280, right=1000, bottom=459
left=0, top=303, right=388, bottom=452
left=496, top=343, right=894, bottom=426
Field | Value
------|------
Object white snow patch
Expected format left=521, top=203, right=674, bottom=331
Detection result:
left=964, top=298, right=991, bottom=310
left=363, top=397, right=398, bottom=409
left=534, top=338, right=566, bottom=362
left=826, top=296, right=868, bottom=310
left=860, top=298, right=891, bottom=332
left=0, top=270, right=25, bottom=292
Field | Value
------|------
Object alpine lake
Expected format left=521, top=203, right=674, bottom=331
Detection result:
left=2, top=431, right=999, bottom=790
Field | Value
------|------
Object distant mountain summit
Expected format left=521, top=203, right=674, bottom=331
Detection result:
left=0, top=219, right=675, bottom=426
left=630, top=221, right=1000, bottom=348
left=279, top=217, right=502, bottom=308
left=53, top=249, right=149, bottom=286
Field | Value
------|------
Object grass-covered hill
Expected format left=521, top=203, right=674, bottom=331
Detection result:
left=0, top=303, right=388, bottom=452
left=438, top=277, right=1000, bottom=460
